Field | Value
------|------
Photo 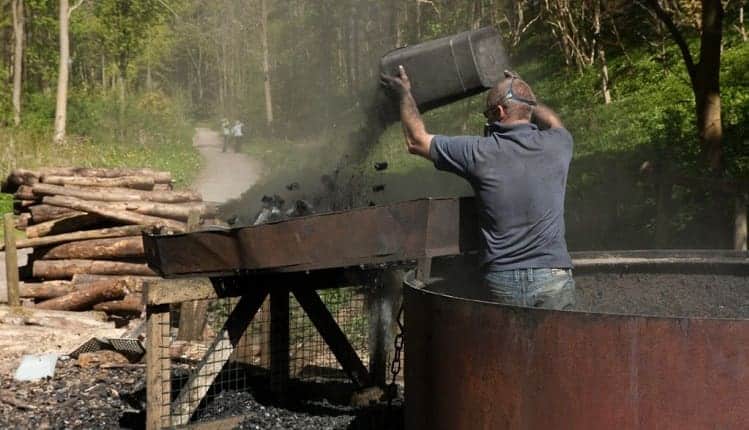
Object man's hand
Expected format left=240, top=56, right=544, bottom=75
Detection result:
left=380, top=65, right=412, bottom=99
left=504, top=69, right=521, bottom=79
left=532, top=103, right=564, bottom=129
left=380, top=65, right=433, bottom=159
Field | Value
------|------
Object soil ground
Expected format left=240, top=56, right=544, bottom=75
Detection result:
left=192, top=127, right=262, bottom=203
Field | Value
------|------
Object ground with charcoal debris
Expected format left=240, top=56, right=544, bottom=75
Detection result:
left=1, top=359, right=403, bottom=430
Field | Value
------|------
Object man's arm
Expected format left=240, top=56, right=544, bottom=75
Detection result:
left=532, top=103, right=564, bottom=130
left=381, top=66, right=434, bottom=159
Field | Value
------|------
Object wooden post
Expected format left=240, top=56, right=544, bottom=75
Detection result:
left=4, top=213, right=20, bottom=307
left=177, top=210, right=208, bottom=341
left=146, top=304, right=171, bottom=430
left=270, top=287, right=289, bottom=400
left=735, top=193, right=748, bottom=251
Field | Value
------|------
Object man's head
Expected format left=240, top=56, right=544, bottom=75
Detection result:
left=484, top=71, right=536, bottom=124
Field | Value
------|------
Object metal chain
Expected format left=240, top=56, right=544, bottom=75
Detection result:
left=387, top=302, right=405, bottom=405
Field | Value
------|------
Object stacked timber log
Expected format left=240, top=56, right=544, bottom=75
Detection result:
left=2, top=167, right=217, bottom=317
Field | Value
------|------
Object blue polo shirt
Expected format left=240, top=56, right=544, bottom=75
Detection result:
left=430, top=122, right=573, bottom=272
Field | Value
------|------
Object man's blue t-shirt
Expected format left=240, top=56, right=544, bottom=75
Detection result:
left=429, top=122, right=573, bottom=272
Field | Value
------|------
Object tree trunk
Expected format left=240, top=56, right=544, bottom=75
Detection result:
left=260, top=0, right=274, bottom=127
left=6, top=168, right=39, bottom=189
left=118, top=70, right=126, bottom=136
left=695, top=0, right=724, bottom=171
left=41, top=175, right=155, bottom=190
left=33, top=260, right=157, bottom=280
left=645, top=0, right=724, bottom=172
left=39, top=167, right=171, bottom=182
left=72, top=273, right=153, bottom=292
left=19, top=281, right=75, bottom=299
left=40, top=236, right=144, bottom=260
left=8, top=167, right=171, bottom=184
left=14, top=200, right=37, bottom=211
left=2, top=225, right=147, bottom=251
left=33, top=183, right=200, bottom=203
left=93, top=294, right=144, bottom=315
left=11, top=0, right=25, bottom=126
left=14, top=185, right=36, bottom=201
left=101, top=54, right=106, bottom=91
left=36, top=279, right=128, bottom=310
left=25, top=213, right=103, bottom=238
left=42, top=195, right=187, bottom=232
left=735, top=194, right=748, bottom=251
left=15, top=213, right=31, bottom=230
left=35, top=199, right=211, bottom=222
left=53, top=0, right=70, bottom=145
left=739, top=5, right=747, bottom=42
left=29, top=204, right=81, bottom=223
left=600, top=46, right=612, bottom=104
left=654, top=179, right=672, bottom=248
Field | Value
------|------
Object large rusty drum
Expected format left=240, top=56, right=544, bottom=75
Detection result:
left=404, top=250, right=749, bottom=429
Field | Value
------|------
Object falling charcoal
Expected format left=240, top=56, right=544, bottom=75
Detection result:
left=285, top=199, right=314, bottom=217
left=285, top=182, right=300, bottom=191
left=374, top=161, right=389, bottom=171
left=372, top=184, right=385, bottom=192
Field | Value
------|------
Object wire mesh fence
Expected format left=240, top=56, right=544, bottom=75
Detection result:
left=152, top=285, right=399, bottom=427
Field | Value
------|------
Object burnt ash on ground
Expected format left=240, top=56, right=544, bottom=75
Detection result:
left=1, top=358, right=403, bottom=429
left=0, top=359, right=144, bottom=429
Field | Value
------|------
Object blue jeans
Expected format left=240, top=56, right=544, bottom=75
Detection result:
left=484, top=268, right=575, bottom=310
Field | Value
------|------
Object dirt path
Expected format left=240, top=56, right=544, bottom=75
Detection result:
left=192, top=127, right=262, bottom=203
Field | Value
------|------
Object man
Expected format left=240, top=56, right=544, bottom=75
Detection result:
left=232, top=120, right=244, bottom=152
left=381, top=66, right=575, bottom=310
left=221, top=118, right=231, bottom=153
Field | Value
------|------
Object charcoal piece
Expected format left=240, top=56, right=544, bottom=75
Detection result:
left=285, top=200, right=314, bottom=218
left=372, top=184, right=385, bottom=192
left=374, top=161, right=389, bottom=171
left=285, top=182, right=300, bottom=191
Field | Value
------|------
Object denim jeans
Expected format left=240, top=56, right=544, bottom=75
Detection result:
left=484, top=268, right=575, bottom=310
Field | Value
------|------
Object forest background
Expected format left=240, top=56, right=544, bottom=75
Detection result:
left=0, top=0, right=747, bottom=250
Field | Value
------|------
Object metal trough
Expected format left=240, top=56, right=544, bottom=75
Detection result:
left=404, top=250, right=749, bottom=429
left=143, top=197, right=479, bottom=277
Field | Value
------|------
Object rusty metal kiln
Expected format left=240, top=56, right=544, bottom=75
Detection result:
left=404, top=250, right=749, bottom=430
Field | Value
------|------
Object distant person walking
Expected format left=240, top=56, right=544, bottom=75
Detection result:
left=232, top=120, right=244, bottom=152
left=221, top=118, right=231, bottom=153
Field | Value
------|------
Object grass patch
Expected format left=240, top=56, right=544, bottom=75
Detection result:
left=1, top=90, right=203, bottom=198
left=0, top=127, right=201, bottom=189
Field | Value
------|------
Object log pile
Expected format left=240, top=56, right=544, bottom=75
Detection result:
left=3, top=167, right=217, bottom=317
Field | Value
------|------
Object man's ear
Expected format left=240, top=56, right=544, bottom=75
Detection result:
left=497, top=104, right=507, bottom=121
